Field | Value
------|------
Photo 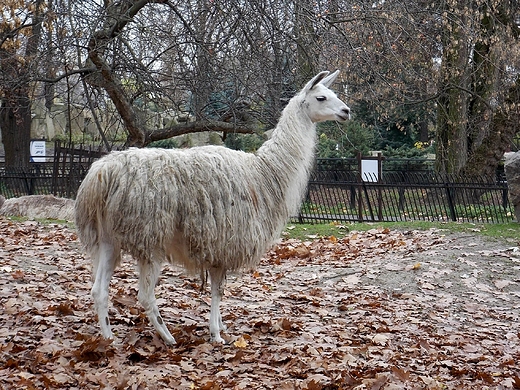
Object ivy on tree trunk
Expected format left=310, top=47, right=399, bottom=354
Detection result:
left=435, top=0, right=520, bottom=177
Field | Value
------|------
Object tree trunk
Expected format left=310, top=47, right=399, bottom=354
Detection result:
left=0, top=0, right=44, bottom=169
left=294, top=0, right=318, bottom=85
left=436, top=0, right=519, bottom=177
left=463, top=76, right=520, bottom=179
left=467, top=5, right=496, bottom=155
left=461, top=1, right=519, bottom=179
left=0, top=93, right=32, bottom=169
left=192, top=0, right=214, bottom=121
left=435, top=0, right=471, bottom=175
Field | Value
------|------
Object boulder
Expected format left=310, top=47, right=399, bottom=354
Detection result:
left=504, top=152, right=520, bottom=222
left=0, top=195, right=75, bottom=221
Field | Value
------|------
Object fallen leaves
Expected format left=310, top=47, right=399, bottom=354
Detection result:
left=73, top=335, right=115, bottom=362
left=0, top=217, right=519, bottom=389
left=233, top=336, right=248, bottom=348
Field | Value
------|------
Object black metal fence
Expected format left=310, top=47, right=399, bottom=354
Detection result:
left=0, top=141, right=107, bottom=199
left=295, top=170, right=513, bottom=224
left=0, top=146, right=514, bottom=223
left=0, top=162, right=92, bottom=199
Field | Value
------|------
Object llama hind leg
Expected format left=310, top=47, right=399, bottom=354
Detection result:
left=208, top=267, right=227, bottom=343
left=137, top=259, right=176, bottom=345
left=91, top=240, right=119, bottom=340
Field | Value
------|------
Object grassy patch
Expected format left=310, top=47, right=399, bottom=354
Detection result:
left=1, top=215, right=74, bottom=228
left=283, top=222, right=350, bottom=240
left=3, top=216, right=518, bottom=243
left=283, top=221, right=520, bottom=242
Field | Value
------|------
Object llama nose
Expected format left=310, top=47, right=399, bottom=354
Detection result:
left=343, top=107, right=351, bottom=119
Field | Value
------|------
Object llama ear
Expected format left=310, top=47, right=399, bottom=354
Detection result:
left=303, top=71, right=330, bottom=92
left=320, top=70, right=340, bottom=88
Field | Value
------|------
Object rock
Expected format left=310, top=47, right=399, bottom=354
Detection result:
left=0, top=195, right=75, bottom=221
left=504, top=152, right=520, bottom=222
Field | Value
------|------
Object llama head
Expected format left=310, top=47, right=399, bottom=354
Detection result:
left=300, top=70, right=351, bottom=123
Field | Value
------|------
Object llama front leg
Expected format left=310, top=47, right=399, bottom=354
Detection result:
left=208, top=266, right=227, bottom=343
left=137, top=259, right=176, bottom=345
left=91, top=241, right=119, bottom=340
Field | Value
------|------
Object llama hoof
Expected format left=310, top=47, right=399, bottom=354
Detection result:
left=163, top=336, right=177, bottom=346
left=211, top=334, right=226, bottom=344
left=100, top=329, right=114, bottom=341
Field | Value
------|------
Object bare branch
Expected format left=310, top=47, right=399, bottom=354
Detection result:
left=38, top=67, right=96, bottom=83
left=146, top=121, right=255, bottom=144
left=85, top=0, right=170, bottom=146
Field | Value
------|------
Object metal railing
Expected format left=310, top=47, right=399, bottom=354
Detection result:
left=295, top=171, right=513, bottom=223
left=0, top=163, right=87, bottom=199
left=0, top=141, right=108, bottom=199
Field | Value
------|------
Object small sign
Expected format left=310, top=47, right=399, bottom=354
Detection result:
left=30, top=140, right=46, bottom=162
left=361, top=159, right=379, bottom=182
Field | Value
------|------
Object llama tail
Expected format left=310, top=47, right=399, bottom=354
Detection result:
left=75, top=161, right=120, bottom=278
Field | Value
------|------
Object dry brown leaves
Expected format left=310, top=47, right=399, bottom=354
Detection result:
left=1, top=217, right=519, bottom=389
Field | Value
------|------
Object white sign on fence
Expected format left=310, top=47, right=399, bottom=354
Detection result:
left=30, top=140, right=46, bottom=162
left=361, top=159, right=379, bottom=182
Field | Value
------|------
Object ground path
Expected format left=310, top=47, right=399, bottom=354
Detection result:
left=0, top=218, right=519, bottom=389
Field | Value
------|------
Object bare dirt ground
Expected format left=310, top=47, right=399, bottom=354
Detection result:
left=0, top=217, right=519, bottom=389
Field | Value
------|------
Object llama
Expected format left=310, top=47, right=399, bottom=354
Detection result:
left=75, top=70, right=350, bottom=344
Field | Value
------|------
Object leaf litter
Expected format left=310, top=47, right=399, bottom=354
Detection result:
left=0, top=217, right=519, bottom=389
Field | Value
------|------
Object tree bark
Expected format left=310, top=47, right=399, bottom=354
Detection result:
left=460, top=1, right=520, bottom=178
left=294, top=0, right=318, bottom=84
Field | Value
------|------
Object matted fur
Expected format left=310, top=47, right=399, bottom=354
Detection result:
left=75, top=70, right=350, bottom=344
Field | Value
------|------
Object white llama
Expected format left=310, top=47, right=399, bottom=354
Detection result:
left=75, top=70, right=350, bottom=344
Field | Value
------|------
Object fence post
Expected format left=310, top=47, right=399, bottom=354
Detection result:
left=445, top=181, right=457, bottom=221
left=398, top=186, right=405, bottom=211
left=22, top=169, right=32, bottom=195
left=52, top=140, right=60, bottom=194
left=377, top=153, right=383, bottom=221
left=357, top=152, right=364, bottom=221
left=502, top=186, right=509, bottom=211
left=349, top=185, right=356, bottom=210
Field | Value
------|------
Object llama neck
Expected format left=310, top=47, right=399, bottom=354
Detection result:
left=256, top=97, right=317, bottom=214
left=258, top=98, right=316, bottom=169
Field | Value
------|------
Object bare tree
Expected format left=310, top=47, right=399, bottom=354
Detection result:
left=82, top=0, right=263, bottom=147
left=2, top=0, right=518, bottom=178
left=0, top=0, right=47, bottom=168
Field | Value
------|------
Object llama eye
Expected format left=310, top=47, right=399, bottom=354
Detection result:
left=316, top=96, right=327, bottom=102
